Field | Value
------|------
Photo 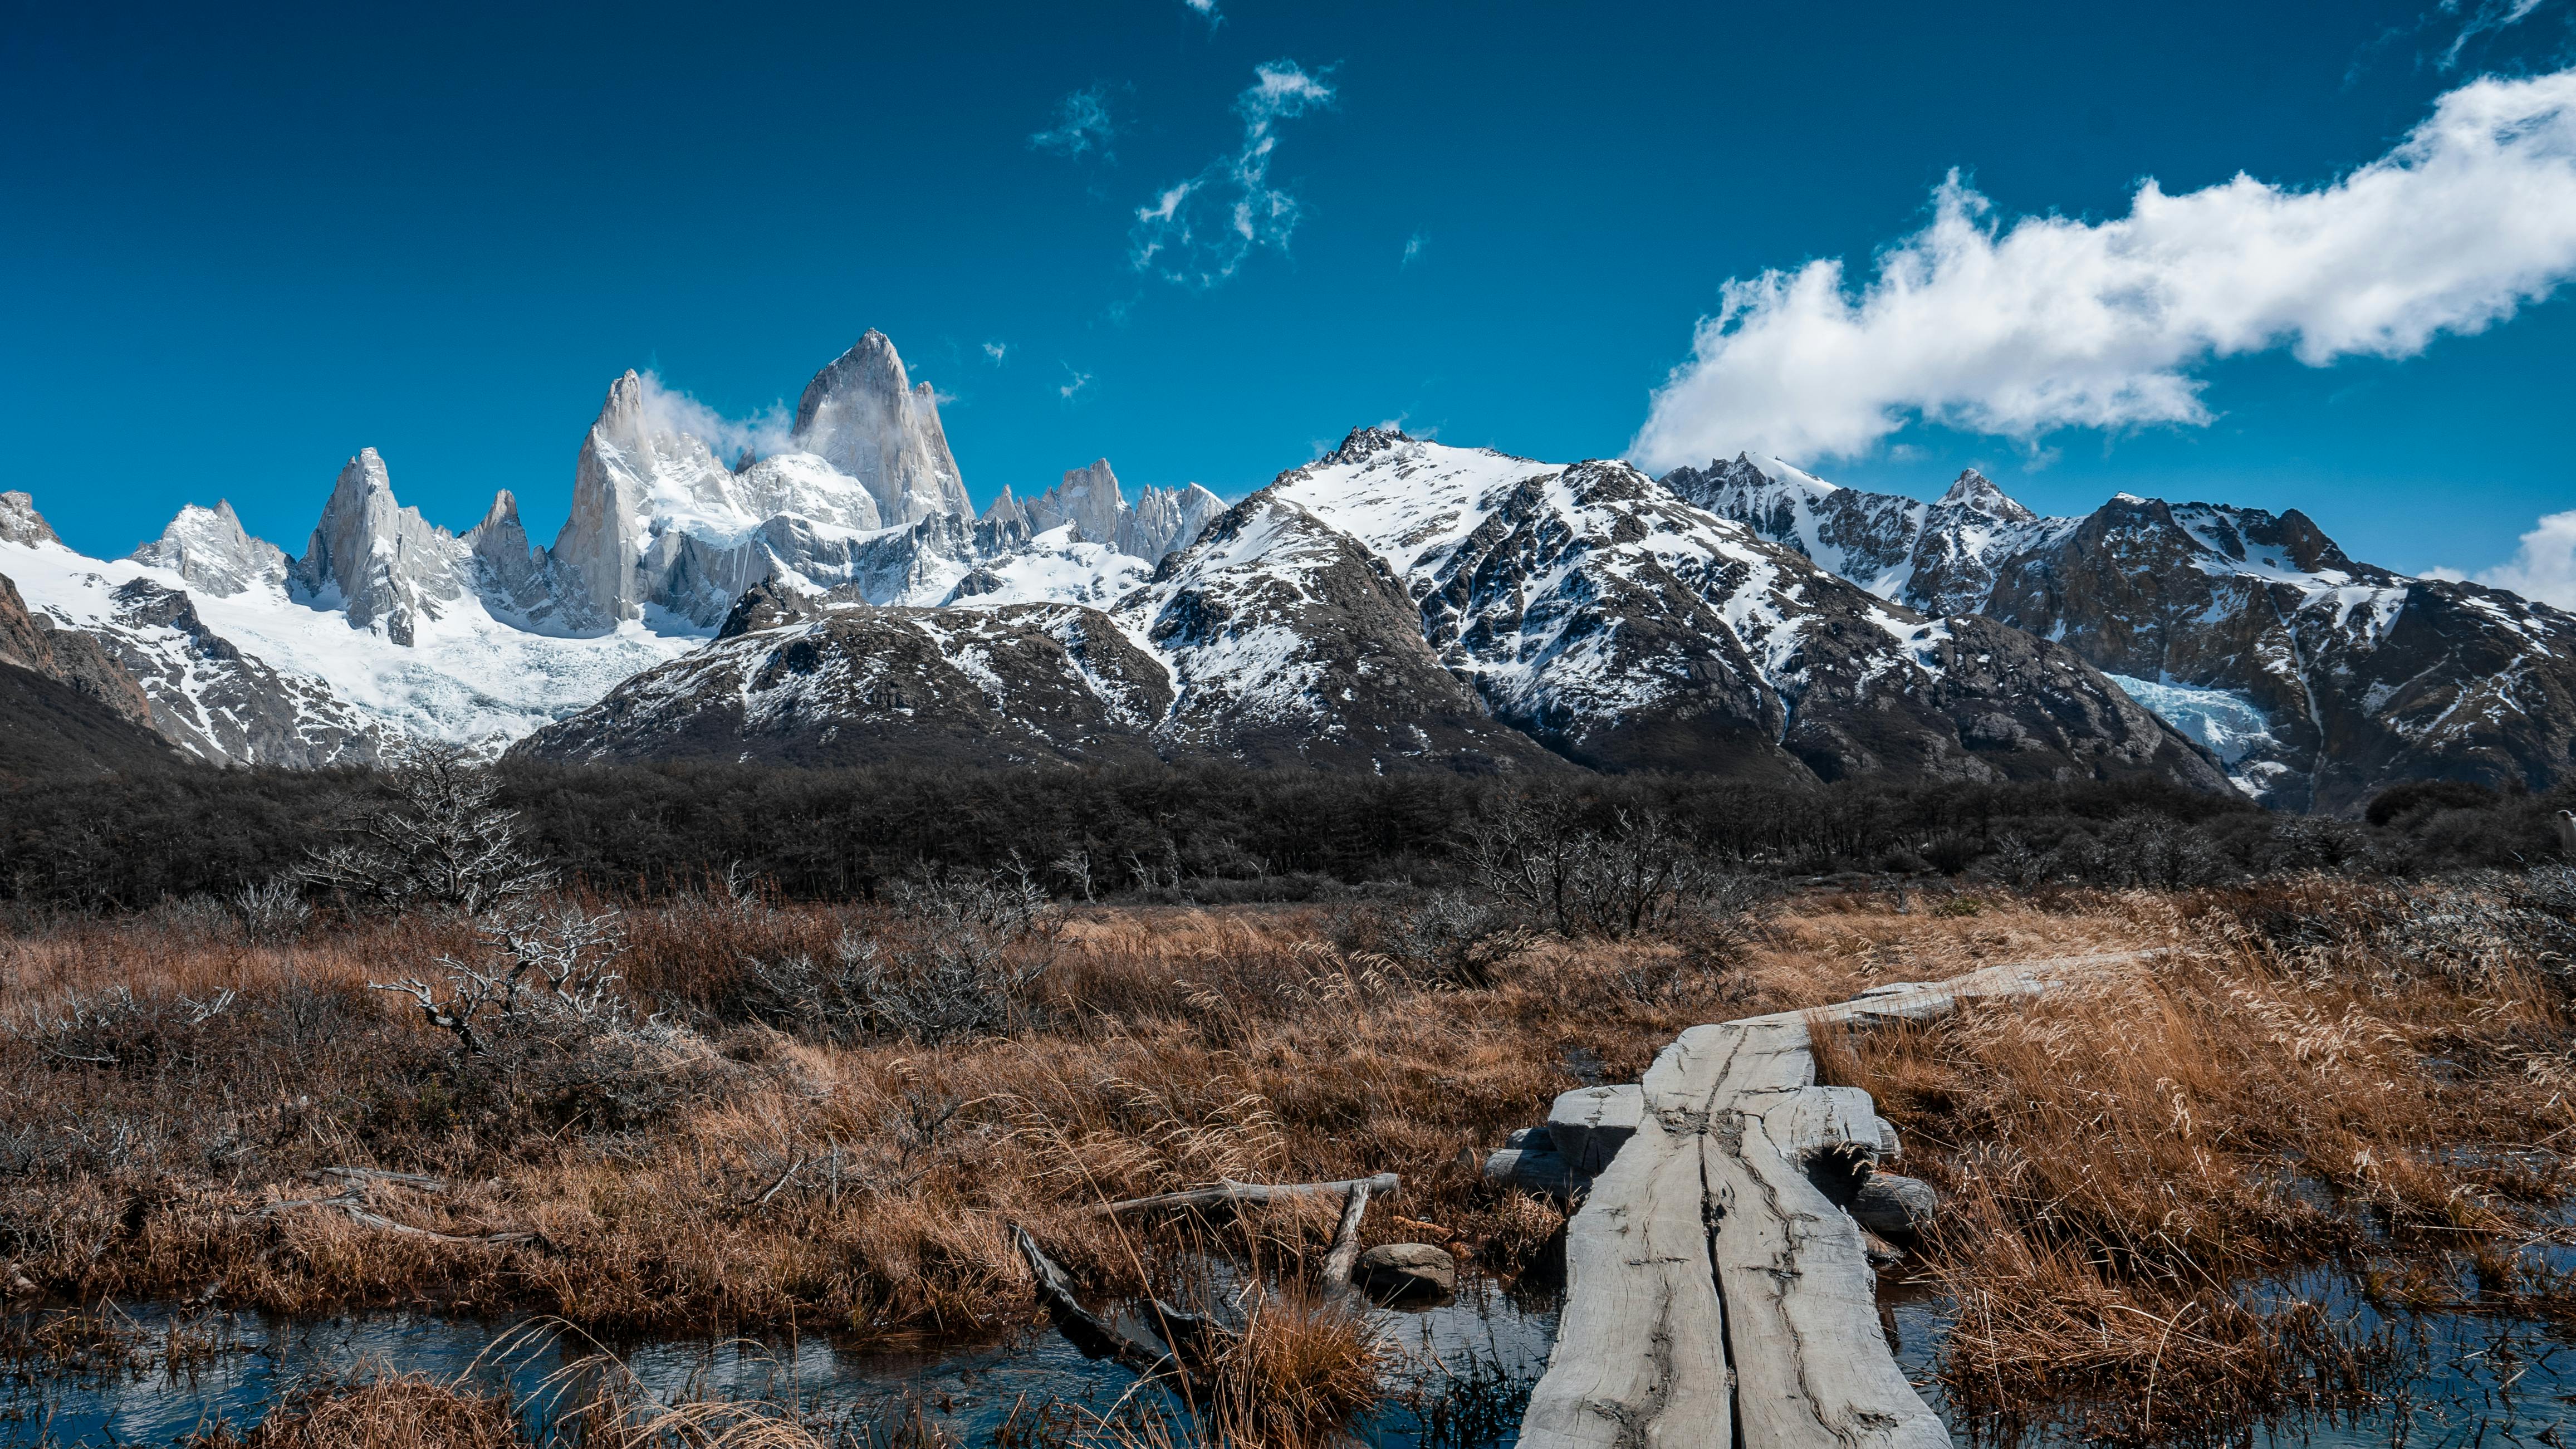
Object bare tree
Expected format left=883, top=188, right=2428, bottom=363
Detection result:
left=299, top=744, right=551, bottom=916
left=1463, top=791, right=1764, bottom=939
left=369, top=904, right=635, bottom=1058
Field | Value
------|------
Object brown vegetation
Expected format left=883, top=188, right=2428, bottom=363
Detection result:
left=1815, top=873, right=2576, bottom=1442
left=12, top=820, right=2576, bottom=1445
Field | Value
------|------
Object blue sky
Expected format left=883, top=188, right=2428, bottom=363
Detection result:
left=4, top=1, right=2574, bottom=590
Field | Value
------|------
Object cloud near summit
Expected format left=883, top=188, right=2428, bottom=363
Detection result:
left=1630, top=66, right=2576, bottom=471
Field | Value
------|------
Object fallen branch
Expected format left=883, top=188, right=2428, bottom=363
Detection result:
left=1009, top=1224, right=1174, bottom=1378
left=1321, top=1179, right=1373, bottom=1304
left=306, top=1166, right=450, bottom=1193
left=1086, top=1172, right=1399, bottom=1219
left=254, top=1192, right=536, bottom=1247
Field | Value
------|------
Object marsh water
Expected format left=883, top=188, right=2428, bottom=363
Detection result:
left=1, top=1275, right=1561, bottom=1447
left=12, top=1268, right=2576, bottom=1447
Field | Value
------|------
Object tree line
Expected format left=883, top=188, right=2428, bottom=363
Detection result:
left=1, top=757, right=2566, bottom=913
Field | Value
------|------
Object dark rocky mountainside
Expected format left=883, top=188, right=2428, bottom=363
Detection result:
left=1677, top=454, right=2576, bottom=813
left=0, top=567, right=177, bottom=780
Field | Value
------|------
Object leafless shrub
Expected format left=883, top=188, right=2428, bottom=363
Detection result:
left=1461, top=792, right=1775, bottom=942
left=742, top=861, right=1057, bottom=1044
left=1366, top=890, right=1537, bottom=988
left=232, top=878, right=312, bottom=943
left=369, top=904, right=639, bottom=1057
left=3, top=983, right=236, bottom=1070
left=298, top=743, right=551, bottom=917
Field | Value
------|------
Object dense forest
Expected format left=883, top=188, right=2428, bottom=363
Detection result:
left=1, top=757, right=2563, bottom=913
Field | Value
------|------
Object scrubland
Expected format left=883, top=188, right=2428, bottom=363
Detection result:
left=7, top=756, right=2576, bottom=1445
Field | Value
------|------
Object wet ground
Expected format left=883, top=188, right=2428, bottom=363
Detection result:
left=14, top=1259, right=2576, bottom=1446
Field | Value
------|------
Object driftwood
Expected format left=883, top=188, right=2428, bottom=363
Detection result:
left=256, top=1168, right=538, bottom=1247
left=1008, top=1225, right=1240, bottom=1381
left=1520, top=952, right=2138, bottom=1449
left=1011, top=1224, right=1174, bottom=1377
left=1319, top=1179, right=1373, bottom=1304
left=1086, top=1172, right=1399, bottom=1219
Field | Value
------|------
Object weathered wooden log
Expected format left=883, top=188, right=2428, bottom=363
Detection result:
left=1520, top=1016, right=1737, bottom=1449
left=1546, top=1084, right=1643, bottom=1174
left=1480, top=1144, right=1589, bottom=1201
left=1085, top=1172, right=1399, bottom=1219
left=1009, top=1224, right=1174, bottom=1378
left=1320, top=1179, right=1372, bottom=1304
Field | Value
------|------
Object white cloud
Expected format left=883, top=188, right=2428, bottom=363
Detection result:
left=1631, top=67, right=2576, bottom=472
left=633, top=373, right=794, bottom=463
left=983, top=341, right=1010, bottom=364
left=2470, top=509, right=2576, bottom=605
left=1031, top=86, right=1115, bottom=160
left=1182, top=0, right=1221, bottom=27
left=1401, top=231, right=1426, bottom=268
left=1059, top=368, right=1093, bottom=401
left=1130, top=61, right=1336, bottom=289
left=2442, top=0, right=2551, bottom=68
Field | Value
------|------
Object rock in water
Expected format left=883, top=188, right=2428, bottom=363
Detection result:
left=1354, top=1243, right=1457, bottom=1301
left=1850, top=1171, right=1938, bottom=1237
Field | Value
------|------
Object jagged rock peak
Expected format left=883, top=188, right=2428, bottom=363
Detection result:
left=790, top=330, right=972, bottom=525
left=130, top=500, right=288, bottom=598
left=1935, top=468, right=2034, bottom=523
left=1121, top=482, right=1226, bottom=564
left=1023, top=459, right=1127, bottom=545
left=981, top=485, right=1027, bottom=529
left=292, top=448, right=468, bottom=647
left=0, top=491, right=61, bottom=549
left=1327, top=425, right=1414, bottom=466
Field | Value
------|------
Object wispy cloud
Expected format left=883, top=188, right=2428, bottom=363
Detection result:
left=982, top=341, right=1010, bottom=364
left=1181, top=0, right=1221, bottom=28
left=1130, top=61, right=1337, bottom=290
left=1400, top=231, right=1426, bottom=268
left=1031, top=85, right=1115, bottom=161
left=1059, top=367, right=1093, bottom=401
left=633, top=373, right=794, bottom=462
left=2442, top=0, right=2552, bottom=67
left=1632, top=66, right=2576, bottom=471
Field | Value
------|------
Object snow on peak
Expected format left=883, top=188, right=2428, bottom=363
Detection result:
left=130, top=500, right=287, bottom=598
left=0, top=491, right=61, bottom=549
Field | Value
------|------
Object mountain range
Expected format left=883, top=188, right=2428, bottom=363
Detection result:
left=0, top=329, right=2559, bottom=815
left=1669, top=454, right=2576, bottom=815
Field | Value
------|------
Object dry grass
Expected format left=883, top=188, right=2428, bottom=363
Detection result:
left=1815, top=876, right=2576, bottom=1442
left=16, top=874, right=2568, bottom=1445
left=0, top=887, right=1882, bottom=1342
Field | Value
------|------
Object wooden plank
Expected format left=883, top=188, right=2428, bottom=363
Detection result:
left=1520, top=1109, right=1732, bottom=1449
left=1519, top=951, right=2143, bottom=1449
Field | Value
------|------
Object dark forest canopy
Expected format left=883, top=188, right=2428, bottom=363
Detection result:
left=2, top=756, right=2567, bottom=914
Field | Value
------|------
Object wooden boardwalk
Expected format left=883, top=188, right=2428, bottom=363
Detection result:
left=1516, top=955, right=2137, bottom=1449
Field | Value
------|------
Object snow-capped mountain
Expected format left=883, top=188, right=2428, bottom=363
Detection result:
left=0, top=332, right=1228, bottom=766
left=1674, top=453, right=2576, bottom=812
left=524, top=430, right=2226, bottom=789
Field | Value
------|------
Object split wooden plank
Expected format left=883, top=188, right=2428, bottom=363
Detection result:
left=1519, top=1003, right=1744, bottom=1449
left=1519, top=951, right=2138, bottom=1449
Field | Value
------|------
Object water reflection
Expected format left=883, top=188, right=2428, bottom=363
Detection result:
left=2, top=1274, right=1560, bottom=1448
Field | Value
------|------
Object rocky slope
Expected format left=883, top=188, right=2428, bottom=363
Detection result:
left=1675, top=454, right=2576, bottom=812
left=0, top=563, right=176, bottom=780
